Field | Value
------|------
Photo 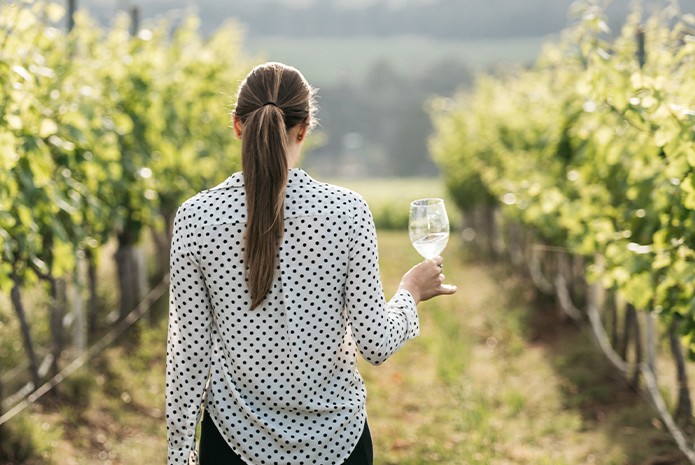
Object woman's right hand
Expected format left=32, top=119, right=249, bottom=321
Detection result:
left=398, top=256, right=457, bottom=304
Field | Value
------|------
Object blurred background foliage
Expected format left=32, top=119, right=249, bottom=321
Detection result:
left=75, top=0, right=695, bottom=179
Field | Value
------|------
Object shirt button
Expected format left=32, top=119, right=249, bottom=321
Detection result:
left=187, top=430, right=195, bottom=437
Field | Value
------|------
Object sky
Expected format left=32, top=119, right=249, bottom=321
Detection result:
left=78, top=0, right=441, bottom=26
left=73, top=0, right=695, bottom=35
left=72, top=0, right=583, bottom=37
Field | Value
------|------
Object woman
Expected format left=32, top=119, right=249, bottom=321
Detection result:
left=166, top=62, right=457, bottom=465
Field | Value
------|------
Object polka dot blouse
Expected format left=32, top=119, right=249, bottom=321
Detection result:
left=166, top=168, right=419, bottom=465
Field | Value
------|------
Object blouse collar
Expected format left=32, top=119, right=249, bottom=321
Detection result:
left=210, top=168, right=310, bottom=191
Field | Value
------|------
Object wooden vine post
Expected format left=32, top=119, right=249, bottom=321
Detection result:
left=10, top=269, right=40, bottom=391
left=66, top=0, right=76, bottom=32
left=129, top=6, right=140, bottom=37
left=669, top=318, right=693, bottom=432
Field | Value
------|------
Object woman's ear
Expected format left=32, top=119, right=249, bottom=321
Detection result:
left=232, top=114, right=243, bottom=140
left=297, top=117, right=310, bottom=142
left=297, top=125, right=307, bottom=142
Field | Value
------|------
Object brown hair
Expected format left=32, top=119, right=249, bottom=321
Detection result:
left=233, top=62, right=317, bottom=309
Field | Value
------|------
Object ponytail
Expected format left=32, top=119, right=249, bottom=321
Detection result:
left=233, top=63, right=317, bottom=310
left=241, top=105, right=288, bottom=310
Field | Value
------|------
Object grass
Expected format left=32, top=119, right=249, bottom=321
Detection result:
left=6, top=299, right=170, bottom=465
left=326, top=176, right=448, bottom=203
left=362, top=231, right=686, bottom=465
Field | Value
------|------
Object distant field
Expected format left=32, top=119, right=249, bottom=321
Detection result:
left=326, top=177, right=447, bottom=205
left=322, top=176, right=462, bottom=230
left=243, top=34, right=551, bottom=85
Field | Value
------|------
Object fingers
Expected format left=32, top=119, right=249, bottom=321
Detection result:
left=427, top=257, right=443, bottom=273
left=425, top=268, right=457, bottom=300
left=434, top=264, right=456, bottom=296
left=430, top=259, right=448, bottom=288
left=435, top=271, right=456, bottom=295
left=400, top=256, right=456, bottom=303
left=439, top=283, right=457, bottom=295
left=431, top=256, right=445, bottom=275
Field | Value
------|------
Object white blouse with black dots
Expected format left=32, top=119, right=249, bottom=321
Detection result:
left=166, top=168, right=419, bottom=465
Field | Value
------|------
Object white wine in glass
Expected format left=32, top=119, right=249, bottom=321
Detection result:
left=409, top=198, right=449, bottom=259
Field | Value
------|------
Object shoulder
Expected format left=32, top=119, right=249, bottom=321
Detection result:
left=316, top=181, right=365, bottom=208
left=285, top=169, right=369, bottom=219
left=298, top=170, right=367, bottom=207
left=175, top=189, right=213, bottom=224
left=174, top=172, right=245, bottom=231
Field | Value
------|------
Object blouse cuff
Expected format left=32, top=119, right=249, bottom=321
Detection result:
left=392, top=289, right=420, bottom=340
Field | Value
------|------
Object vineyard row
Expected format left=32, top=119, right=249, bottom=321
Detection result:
left=430, top=2, right=695, bottom=461
left=0, top=0, right=248, bottom=428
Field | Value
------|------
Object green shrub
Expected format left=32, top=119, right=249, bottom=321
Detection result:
left=61, top=369, right=97, bottom=408
left=372, top=203, right=410, bottom=230
left=0, top=417, right=57, bottom=464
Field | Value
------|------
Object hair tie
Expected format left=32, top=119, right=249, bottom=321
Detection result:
left=262, top=101, right=278, bottom=108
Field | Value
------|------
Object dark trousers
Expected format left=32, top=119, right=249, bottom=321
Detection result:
left=199, top=410, right=373, bottom=465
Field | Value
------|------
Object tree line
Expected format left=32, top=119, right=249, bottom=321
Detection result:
left=306, top=58, right=473, bottom=178
left=187, top=0, right=632, bottom=39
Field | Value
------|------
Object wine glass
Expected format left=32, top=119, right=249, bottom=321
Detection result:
left=408, top=198, right=449, bottom=259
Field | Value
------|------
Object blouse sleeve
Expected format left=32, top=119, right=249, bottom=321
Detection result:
left=166, top=203, right=213, bottom=465
left=344, top=197, right=420, bottom=366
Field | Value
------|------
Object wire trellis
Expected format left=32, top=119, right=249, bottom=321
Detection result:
left=462, top=203, right=695, bottom=464
left=0, top=275, right=169, bottom=427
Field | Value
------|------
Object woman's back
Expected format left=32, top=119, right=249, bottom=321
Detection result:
left=166, top=62, right=455, bottom=465
left=168, top=168, right=419, bottom=464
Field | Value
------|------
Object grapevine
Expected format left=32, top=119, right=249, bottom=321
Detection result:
left=0, top=0, right=247, bottom=426
left=431, top=0, right=695, bottom=459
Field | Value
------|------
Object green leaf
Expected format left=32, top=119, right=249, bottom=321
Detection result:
left=44, top=3, right=65, bottom=23
left=0, top=132, right=19, bottom=170
left=39, top=119, right=58, bottom=138
left=622, top=272, right=653, bottom=309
